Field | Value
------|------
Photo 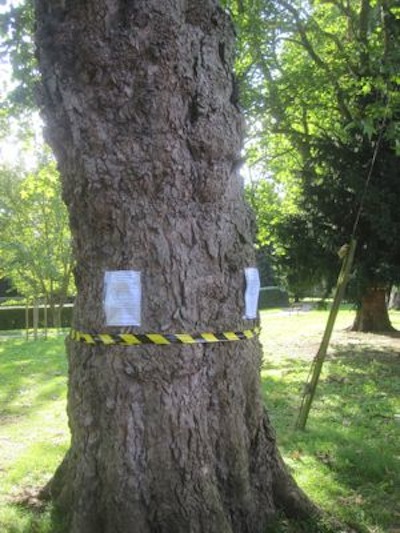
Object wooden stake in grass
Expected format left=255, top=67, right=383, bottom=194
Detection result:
left=296, top=238, right=357, bottom=431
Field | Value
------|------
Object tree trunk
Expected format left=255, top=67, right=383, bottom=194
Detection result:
left=352, top=286, right=395, bottom=332
left=389, top=286, right=400, bottom=310
left=33, top=297, right=39, bottom=340
left=53, top=303, right=63, bottom=330
left=35, top=1, right=316, bottom=531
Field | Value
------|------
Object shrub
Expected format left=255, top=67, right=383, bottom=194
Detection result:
left=259, top=287, right=289, bottom=309
left=0, top=305, right=73, bottom=330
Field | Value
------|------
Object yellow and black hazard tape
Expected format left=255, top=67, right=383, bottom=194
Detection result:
left=70, top=327, right=260, bottom=346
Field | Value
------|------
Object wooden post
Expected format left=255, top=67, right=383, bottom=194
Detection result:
left=296, top=238, right=357, bottom=430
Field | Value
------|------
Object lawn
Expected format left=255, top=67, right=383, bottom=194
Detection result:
left=0, top=334, right=69, bottom=532
left=0, top=310, right=399, bottom=532
left=260, top=309, right=400, bottom=532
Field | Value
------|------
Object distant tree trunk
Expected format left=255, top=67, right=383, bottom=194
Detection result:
left=53, top=305, right=61, bottom=330
left=33, top=298, right=39, bottom=340
left=352, top=286, right=395, bottom=332
left=48, top=300, right=59, bottom=329
left=35, top=1, right=317, bottom=531
left=43, top=298, right=48, bottom=339
left=389, top=286, right=400, bottom=310
left=25, top=300, right=29, bottom=340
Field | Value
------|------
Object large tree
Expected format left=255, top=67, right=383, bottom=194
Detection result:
left=227, top=0, right=400, bottom=332
left=34, top=1, right=315, bottom=531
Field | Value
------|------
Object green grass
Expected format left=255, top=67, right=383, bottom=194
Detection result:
left=0, top=334, right=69, bottom=532
left=260, top=308, right=400, bottom=532
left=0, top=312, right=399, bottom=532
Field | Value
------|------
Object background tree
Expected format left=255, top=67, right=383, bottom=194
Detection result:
left=0, top=156, right=74, bottom=326
left=245, top=178, right=280, bottom=288
left=226, top=0, right=400, bottom=332
left=34, top=1, right=316, bottom=531
left=0, top=0, right=36, bottom=117
left=246, top=178, right=338, bottom=300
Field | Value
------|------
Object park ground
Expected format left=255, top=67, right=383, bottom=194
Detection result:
left=0, top=308, right=399, bottom=532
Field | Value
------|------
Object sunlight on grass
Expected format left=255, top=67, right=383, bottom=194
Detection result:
left=0, top=335, right=69, bottom=533
left=260, top=307, right=400, bottom=532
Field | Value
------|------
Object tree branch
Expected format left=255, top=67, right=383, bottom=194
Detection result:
left=276, top=0, right=354, bottom=123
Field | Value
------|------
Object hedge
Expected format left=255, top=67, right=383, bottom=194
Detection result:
left=0, top=288, right=288, bottom=330
left=0, top=305, right=73, bottom=331
left=258, top=286, right=289, bottom=309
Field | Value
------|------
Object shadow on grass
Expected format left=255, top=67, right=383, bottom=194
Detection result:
left=261, top=342, right=400, bottom=532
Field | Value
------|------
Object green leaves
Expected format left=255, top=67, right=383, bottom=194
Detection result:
left=229, top=0, right=400, bottom=297
left=0, top=0, right=37, bottom=115
left=0, top=155, right=75, bottom=302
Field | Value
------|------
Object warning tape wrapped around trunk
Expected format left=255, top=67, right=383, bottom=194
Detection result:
left=70, top=327, right=261, bottom=346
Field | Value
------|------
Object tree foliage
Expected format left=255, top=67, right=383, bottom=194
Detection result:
left=0, top=0, right=36, bottom=118
left=226, top=0, right=400, bottom=300
left=0, top=155, right=74, bottom=312
left=0, top=1, right=74, bottom=320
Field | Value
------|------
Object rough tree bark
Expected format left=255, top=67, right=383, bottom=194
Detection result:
left=352, top=286, right=395, bottom=333
left=35, top=1, right=317, bottom=531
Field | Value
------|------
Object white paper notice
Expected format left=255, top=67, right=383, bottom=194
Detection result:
left=104, top=271, right=141, bottom=326
left=244, top=267, right=260, bottom=319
